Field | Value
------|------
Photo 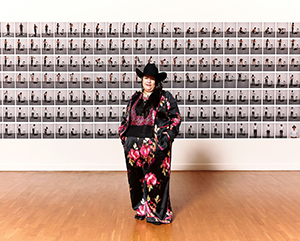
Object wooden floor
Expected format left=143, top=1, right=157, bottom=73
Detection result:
left=0, top=171, right=300, bottom=241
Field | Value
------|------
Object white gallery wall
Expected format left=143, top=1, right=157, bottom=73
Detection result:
left=0, top=0, right=300, bottom=171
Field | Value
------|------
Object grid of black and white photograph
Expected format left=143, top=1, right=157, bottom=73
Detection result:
left=1, top=22, right=300, bottom=139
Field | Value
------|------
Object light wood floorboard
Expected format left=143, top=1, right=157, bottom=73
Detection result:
left=0, top=171, right=299, bottom=241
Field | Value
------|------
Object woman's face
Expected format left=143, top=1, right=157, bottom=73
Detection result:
left=142, top=75, right=156, bottom=93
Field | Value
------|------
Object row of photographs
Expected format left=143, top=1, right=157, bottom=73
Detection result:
left=0, top=89, right=300, bottom=105
left=1, top=22, right=300, bottom=38
left=2, top=105, right=300, bottom=122
left=0, top=72, right=300, bottom=89
left=2, top=38, right=300, bottom=55
left=2, top=56, right=300, bottom=73
left=0, top=122, right=299, bottom=139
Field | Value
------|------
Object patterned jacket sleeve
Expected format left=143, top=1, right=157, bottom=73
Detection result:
left=121, top=100, right=130, bottom=126
left=118, top=100, right=131, bottom=141
left=165, top=91, right=182, bottom=142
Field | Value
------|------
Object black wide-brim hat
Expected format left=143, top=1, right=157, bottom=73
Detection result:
left=136, top=63, right=167, bottom=82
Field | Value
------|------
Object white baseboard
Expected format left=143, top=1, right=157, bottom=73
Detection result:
left=1, top=163, right=300, bottom=171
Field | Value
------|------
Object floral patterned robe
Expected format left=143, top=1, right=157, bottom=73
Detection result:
left=118, top=89, right=182, bottom=224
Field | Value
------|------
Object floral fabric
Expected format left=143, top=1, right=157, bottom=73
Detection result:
left=124, top=136, right=172, bottom=223
left=118, top=90, right=182, bottom=224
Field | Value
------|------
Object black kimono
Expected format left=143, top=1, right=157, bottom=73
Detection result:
left=118, top=89, right=181, bottom=224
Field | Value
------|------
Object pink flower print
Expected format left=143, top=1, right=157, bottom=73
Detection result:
left=166, top=101, right=170, bottom=110
left=140, top=144, right=151, bottom=158
left=145, top=201, right=152, bottom=214
left=172, top=117, right=180, bottom=125
left=152, top=110, right=157, bottom=120
left=129, top=148, right=140, bottom=161
left=145, top=172, right=159, bottom=186
left=136, top=158, right=143, bottom=167
left=118, top=125, right=123, bottom=133
left=136, top=204, right=146, bottom=216
left=163, top=157, right=170, bottom=170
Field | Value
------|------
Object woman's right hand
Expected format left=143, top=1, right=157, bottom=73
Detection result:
left=120, top=135, right=127, bottom=146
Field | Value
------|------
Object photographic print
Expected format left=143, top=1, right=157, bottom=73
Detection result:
left=0, top=22, right=298, bottom=139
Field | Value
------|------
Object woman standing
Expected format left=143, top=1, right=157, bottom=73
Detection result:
left=118, top=63, right=181, bottom=225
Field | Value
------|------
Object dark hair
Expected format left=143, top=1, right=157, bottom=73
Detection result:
left=137, top=76, right=163, bottom=116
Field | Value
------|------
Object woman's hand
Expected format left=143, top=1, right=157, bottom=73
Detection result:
left=121, top=135, right=127, bottom=146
